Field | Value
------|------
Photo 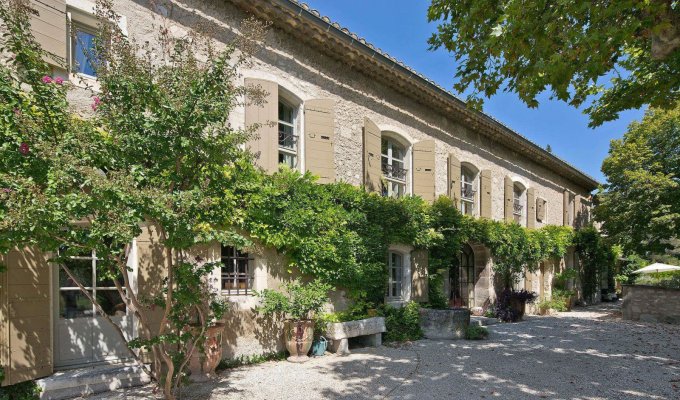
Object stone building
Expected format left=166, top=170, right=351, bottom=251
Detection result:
left=0, top=0, right=597, bottom=390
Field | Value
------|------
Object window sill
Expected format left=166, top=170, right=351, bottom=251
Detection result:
left=69, top=72, right=100, bottom=92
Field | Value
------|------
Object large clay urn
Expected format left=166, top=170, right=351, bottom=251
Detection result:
left=284, top=320, right=314, bottom=363
left=188, top=322, right=225, bottom=382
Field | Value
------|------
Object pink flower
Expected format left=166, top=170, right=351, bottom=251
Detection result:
left=13, top=108, right=21, bottom=116
left=0, top=188, right=11, bottom=194
left=91, top=96, right=101, bottom=111
left=55, top=77, right=64, bottom=85
left=41, top=75, right=53, bottom=84
left=19, top=142, right=29, bottom=155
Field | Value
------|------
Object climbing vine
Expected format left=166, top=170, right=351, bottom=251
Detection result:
left=574, top=226, right=617, bottom=301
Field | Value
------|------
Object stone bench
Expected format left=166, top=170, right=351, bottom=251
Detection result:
left=325, top=316, right=386, bottom=355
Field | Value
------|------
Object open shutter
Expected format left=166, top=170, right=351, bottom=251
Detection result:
left=363, top=117, right=382, bottom=193
left=411, top=249, right=429, bottom=303
left=504, top=176, right=514, bottom=223
left=304, top=99, right=335, bottom=183
left=527, top=188, right=536, bottom=229
left=563, top=190, right=570, bottom=226
left=245, top=78, right=279, bottom=173
left=536, top=198, right=546, bottom=222
left=480, top=170, right=492, bottom=218
left=447, top=153, right=460, bottom=204
left=413, top=140, right=436, bottom=202
left=0, top=248, right=52, bottom=386
left=29, top=0, right=67, bottom=66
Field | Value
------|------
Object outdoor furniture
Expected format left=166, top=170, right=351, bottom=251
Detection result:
left=325, top=317, right=386, bottom=355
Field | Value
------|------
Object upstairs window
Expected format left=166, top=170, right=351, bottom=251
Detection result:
left=513, top=184, right=526, bottom=225
left=381, top=137, right=407, bottom=198
left=386, top=251, right=403, bottom=300
left=71, top=24, right=97, bottom=76
left=278, top=100, right=298, bottom=169
left=221, top=246, right=252, bottom=295
left=460, top=166, right=477, bottom=216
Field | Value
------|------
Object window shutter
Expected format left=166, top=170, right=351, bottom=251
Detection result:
left=536, top=198, right=546, bottom=222
left=504, top=176, right=514, bottom=223
left=448, top=153, right=461, bottom=204
left=480, top=169, right=492, bottom=219
left=410, top=249, right=429, bottom=303
left=413, top=140, right=436, bottom=202
left=527, top=187, right=536, bottom=228
left=245, top=78, right=279, bottom=174
left=563, top=190, right=570, bottom=226
left=363, top=117, right=382, bottom=193
left=0, top=248, right=53, bottom=385
left=29, top=0, right=66, bottom=66
left=304, top=99, right=335, bottom=183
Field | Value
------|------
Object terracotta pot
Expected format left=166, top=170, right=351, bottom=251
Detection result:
left=187, top=323, right=225, bottom=382
left=284, top=320, right=314, bottom=363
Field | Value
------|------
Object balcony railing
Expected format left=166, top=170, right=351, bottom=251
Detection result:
left=278, top=130, right=298, bottom=151
left=461, top=186, right=476, bottom=201
left=513, top=201, right=523, bottom=215
left=381, top=162, right=408, bottom=181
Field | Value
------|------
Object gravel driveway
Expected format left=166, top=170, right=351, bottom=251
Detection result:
left=91, top=303, right=680, bottom=400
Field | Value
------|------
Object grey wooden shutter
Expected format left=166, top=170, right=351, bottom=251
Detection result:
left=413, top=140, right=436, bottom=202
left=411, top=249, right=429, bottom=303
left=448, top=153, right=461, bottom=204
left=245, top=78, right=279, bottom=173
left=504, top=176, right=514, bottom=223
left=304, top=99, right=335, bottom=183
left=527, top=187, right=536, bottom=229
left=0, top=248, right=53, bottom=385
left=563, top=190, right=570, bottom=226
left=480, top=169, right=492, bottom=219
left=29, top=0, right=66, bottom=66
left=363, top=117, right=382, bottom=193
left=536, top=198, right=546, bottom=222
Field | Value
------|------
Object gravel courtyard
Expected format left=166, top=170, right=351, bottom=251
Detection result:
left=93, top=303, right=680, bottom=400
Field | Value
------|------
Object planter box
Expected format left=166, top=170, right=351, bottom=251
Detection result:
left=324, top=317, right=386, bottom=355
left=419, top=308, right=470, bottom=340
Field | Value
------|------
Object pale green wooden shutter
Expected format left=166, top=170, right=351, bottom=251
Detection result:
left=504, top=176, right=514, bottom=223
left=304, top=99, right=335, bottom=183
left=30, top=0, right=66, bottom=66
left=480, top=170, right=492, bottom=219
left=363, top=118, right=382, bottom=193
left=536, top=198, right=546, bottom=222
left=413, top=140, right=436, bottom=202
left=527, top=187, right=536, bottom=228
left=563, top=190, right=570, bottom=226
left=411, top=249, right=429, bottom=303
left=448, top=153, right=460, bottom=204
left=245, top=78, right=279, bottom=173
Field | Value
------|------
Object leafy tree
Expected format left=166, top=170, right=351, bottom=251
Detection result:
left=595, top=103, right=680, bottom=256
left=427, top=0, right=680, bottom=126
left=0, top=1, right=265, bottom=398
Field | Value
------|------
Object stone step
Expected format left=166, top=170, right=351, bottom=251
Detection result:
left=470, top=316, right=499, bottom=327
left=37, top=363, right=151, bottom=400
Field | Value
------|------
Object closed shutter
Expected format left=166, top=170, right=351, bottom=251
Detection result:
left=447, top=153, right=460, bottom=204
left=536, top=198, right=546, bottom=222
left=411, top=249, right=429, bottom=303
left=29, top=0, right=66, bottom=66
left=413, top=140, right=436, bottom=202
left=304, top=99, right=335, bottom=183
left=363, top=117, right=382, bottom=193
left=245, top=78, right=279, bottom=173
left=563, top=190, right=570, bottom=226
left=0, top=248, right=52, bottom=386
left=480, top=169, right=492, bottom=219
left=504, top=176, right=514, bottom=223
left=527, top=188, right=536, bottom=228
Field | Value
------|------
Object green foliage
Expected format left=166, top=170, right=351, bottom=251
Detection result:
left=596, top=104, right=680, bottom=255
left=255, top=279, right=331, bottom=322
left=0, top=380, right=41, bottom=400
left=634, top=271, right=680, bottom=289
left=537, top=289, right=574, bottom=313
left=465, top=325, right=488, bottom=340
left=425, top=271, right=449, bottom=309
left=215, top=352, right=286, bottom=371
left=574, top=227, right=617, bottom=301
left=427, top=0, right=680, bottom=126
left=382, top=301, right=423, bottom=342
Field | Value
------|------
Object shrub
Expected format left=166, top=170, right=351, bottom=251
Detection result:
left=0, top=380, right=41, bottom=400
left=465, top=325, right=488, bottom=340
left=254, top=279, right=331, bottom=322
left=494, top=289, right=538, bottom=322
left=216, top=352, right=286, bottom=371
left=635, top=271, right=680, bottom=289
left=382, top=301, right=423, bottom=342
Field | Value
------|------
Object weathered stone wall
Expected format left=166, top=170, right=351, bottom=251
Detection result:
left=622, top=285, right=680, bottom=324
left=419, top=308, right=470, bottom=340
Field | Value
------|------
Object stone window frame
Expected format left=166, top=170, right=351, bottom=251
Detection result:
left=460, top=162, right=480, bottom=217
left=220, top=245, right=254, bottom=296
left=380, top=131, right=412, bottom=198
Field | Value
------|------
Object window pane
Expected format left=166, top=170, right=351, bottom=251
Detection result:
left=60, top=259, right=92, bottom=288
left=96, top=289, right=126, bottom=317
left=73, top=29, right=97, bottom=76
left=278, top=123, right=296, bottom=150
left=96, top=266, right=124, bottom=288
left=221, top=246, right=251, bottom=294
left=278, top=101, right=294, bottom=123
left=279, top=152, right=296, bottom=168
left=60, top=290, right=93, bottom=318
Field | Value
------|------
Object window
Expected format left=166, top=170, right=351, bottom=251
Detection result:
left=386, top=252, right=403, bottom=299
left=460, top=166, right=476, bottom=216
left=221, top=246, right=252, bottom=295
left=71, top=23, right=98, bottom=77
left=59, top=249, right=126, bottom=319
left=278, top=100, right=298, bottom=168
left=513, top=184, right=525, bottom=224
left=453, top=243, right=475, bottom=307
left=381, top=137, right=407, bottom=198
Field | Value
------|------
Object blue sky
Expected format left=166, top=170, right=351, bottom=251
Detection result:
left=303, top=0, right=645, bottom=184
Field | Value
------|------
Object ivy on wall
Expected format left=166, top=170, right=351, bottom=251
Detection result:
left=574, top=226, right=618, bottom=301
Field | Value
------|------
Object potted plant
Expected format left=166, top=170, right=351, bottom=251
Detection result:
left=255, top=279, right=331, bottom=362
left=494, top=289, right=537, bottom=322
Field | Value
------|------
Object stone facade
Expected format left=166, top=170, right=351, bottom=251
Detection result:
left=622, top=285, right=680, bottom=324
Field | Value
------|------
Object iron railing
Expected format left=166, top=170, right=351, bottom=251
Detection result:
left=513, top=201, right=523, bottom=215
left=278, top=130, right=298, bottom=151
left=381, top=162, right=408, bottom=181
